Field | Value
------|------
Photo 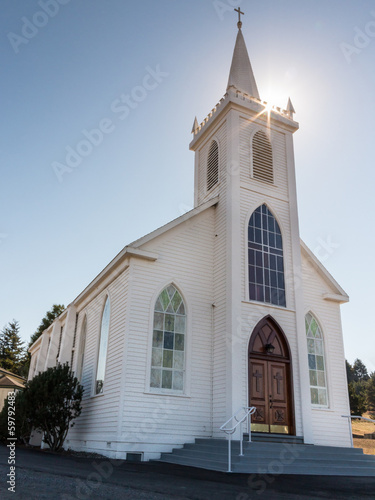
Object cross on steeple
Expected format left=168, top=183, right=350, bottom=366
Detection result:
left=234, top=7, right=244, bottom=29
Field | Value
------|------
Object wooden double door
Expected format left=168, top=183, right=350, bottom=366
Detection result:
left=248, top=317, right=294, bottom=435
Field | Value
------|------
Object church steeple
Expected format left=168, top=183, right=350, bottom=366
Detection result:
left=227, top=15, right=260, bottom=100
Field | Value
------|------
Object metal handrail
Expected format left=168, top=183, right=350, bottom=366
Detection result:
left=342, top=415, right=375, bottom=448
left=220, top=406, right=256, bottom=472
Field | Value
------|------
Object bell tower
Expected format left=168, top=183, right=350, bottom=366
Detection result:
left=189, top=11, right=313, bottom=442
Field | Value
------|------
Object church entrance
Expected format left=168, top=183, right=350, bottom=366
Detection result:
left=248, top=316, right=295, bottom=434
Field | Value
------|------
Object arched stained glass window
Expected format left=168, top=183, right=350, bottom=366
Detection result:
left=76, top=316, right=87, bottom=382
left=305, top=313, right=328, bottom=407
left=95, top=297, right=110, bottom=395
left=150, top=285, right=186, bottom=392
left=248, top=204, right=286, bottom=307
left=207, top=140, right=219, bottom=191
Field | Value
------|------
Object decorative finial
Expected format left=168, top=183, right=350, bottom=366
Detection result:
left=234, top=7, right=244, bottom=29
left=191, top=116, right=199, bottom=134
left=286, top=97, right=296, bottom=118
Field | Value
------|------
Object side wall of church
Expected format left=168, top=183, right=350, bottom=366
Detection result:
left=301, top=252, right=351, bottom=447
left=121, top=206, right=216, bottom=459
left=66, top=267, right=129, bottom=456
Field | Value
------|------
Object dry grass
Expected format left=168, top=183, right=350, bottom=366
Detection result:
left=351, top=412, right=375, bottom=436
left=351, top=413, right=375, bottom=455
left=354, top=438, right=375, bottom=455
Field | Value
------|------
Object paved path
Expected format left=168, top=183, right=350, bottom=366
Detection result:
left=0, top=445, right=374, bottom=499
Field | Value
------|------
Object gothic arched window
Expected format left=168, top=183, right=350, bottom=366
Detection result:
left=207, top=140, right=219, bottom=191
left=95, top=297, right=110, bottom=394
left=248, top=204, right=286, bottom=307
left=252, top=131, right=273, bottom=183
left=150, top=285, right=186, bottom=392
left=76, top=316, right=87, bottom=382
left=305, top=313, right=328, bottom=407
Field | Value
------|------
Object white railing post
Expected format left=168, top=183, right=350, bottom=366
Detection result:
left=227, top=434, right=232, bottom=473
left=220, top=406, right=256, bottom=472
left=239, top=420, right=243, bottom=456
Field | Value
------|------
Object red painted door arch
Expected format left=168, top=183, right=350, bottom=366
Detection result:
left=248, top=316, right=295, bottom=434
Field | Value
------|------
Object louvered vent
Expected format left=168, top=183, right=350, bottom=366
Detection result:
left=252, top=131, right=273, bottom=183
left=207, top=140, right=219, bottom=191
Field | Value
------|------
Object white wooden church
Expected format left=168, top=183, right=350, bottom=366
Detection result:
left=29, top=16, right=352, bottom=462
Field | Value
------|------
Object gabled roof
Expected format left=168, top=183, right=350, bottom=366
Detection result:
left=129, top=196, right=219, bottom=248
left=0, top=368, right=26, bottom=388
left=300, top=240, right=349, bottom=303
left=227, top=28, right=260, bottom=99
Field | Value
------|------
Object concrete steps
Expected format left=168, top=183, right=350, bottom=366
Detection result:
left=158, top=438, right=375, bottom=476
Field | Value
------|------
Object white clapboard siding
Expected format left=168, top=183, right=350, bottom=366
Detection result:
left=301, top=252, right=351, bottom=447
left=119, top=206, right=216, bottom=448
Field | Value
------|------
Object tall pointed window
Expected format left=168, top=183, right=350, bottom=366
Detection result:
left=95, top=297, right=110, bottom=395
left=207, top=140, right=219, bottom=191
left=150, top=285, right=186, bottom=392
left=252, top=131, right=273, bottom=183
left=76, top=316, right=87, bottom=382
left=305, top=313, right=328, bottom=407
left=248, top=204, right=286, bottom=307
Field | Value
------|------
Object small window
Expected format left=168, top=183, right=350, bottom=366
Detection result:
left=150, top=285, right=186, bottom=392
left=207, top=140, right=219, bottom=191
left=305, top=313, right=328, bottom=407
left=95, top=298, right=110, bottom=394
left=252, top=131, right=273, bottom=183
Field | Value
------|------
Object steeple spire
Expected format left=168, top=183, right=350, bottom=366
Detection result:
left=227, top=8, right=260, bottom=100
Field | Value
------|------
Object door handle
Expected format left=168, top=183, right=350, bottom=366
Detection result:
left=269, top=395, right=273, bottom=408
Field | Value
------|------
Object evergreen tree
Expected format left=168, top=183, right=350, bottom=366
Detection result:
left=0, top=320, right=26, bottom=375
left=348, top=380, right=367, bottom=416
left=353, top=358, right=369, bottom=382
left=29, top=304, right=65, bottom=346
left=346, top=360, right=355, bottom=383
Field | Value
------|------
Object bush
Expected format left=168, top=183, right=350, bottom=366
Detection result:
left=24, top=363, right=83, bottom=451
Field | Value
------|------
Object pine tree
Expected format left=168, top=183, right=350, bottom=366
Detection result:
left=29, top=304, right=65, bottom=346
left=0, top=320, right=26, bottom=375
left=353, top=358, right=369, bottom=382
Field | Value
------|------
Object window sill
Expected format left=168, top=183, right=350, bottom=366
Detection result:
left=144, top=390, right=191, bottom=399
left=311, top=405, right=331, bottom=411
left=90, top=392, right=105, bottom=399
left=241, top=300, right=295, bottom=313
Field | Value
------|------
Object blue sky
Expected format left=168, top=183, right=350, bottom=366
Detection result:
left=1, top=0, right=374, bottom=372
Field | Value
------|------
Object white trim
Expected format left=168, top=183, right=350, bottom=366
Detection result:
left=300, top=240, right=349, bottom=301
left=130, top=197, right=219, bottom=249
